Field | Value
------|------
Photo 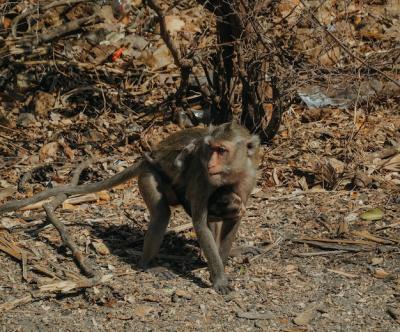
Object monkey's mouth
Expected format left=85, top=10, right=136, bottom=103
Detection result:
left=208, top=171, right=222, bottom=176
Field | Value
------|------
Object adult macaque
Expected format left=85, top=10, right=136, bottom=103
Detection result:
left=139, top=122, right=260, bottom=293
left=0, top=122, right=260, bottom=293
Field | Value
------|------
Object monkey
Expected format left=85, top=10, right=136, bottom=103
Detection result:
left=0, top=122, right=260, bottom=294
left=139, top=122, right=260, bottom=293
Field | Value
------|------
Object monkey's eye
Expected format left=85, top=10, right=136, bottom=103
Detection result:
left=213, top=146, right=227, bottom=155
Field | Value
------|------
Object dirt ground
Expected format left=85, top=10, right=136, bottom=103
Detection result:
left=1, top=1, right=399, bottom=329
left=1, top=103, right=399, bottom=332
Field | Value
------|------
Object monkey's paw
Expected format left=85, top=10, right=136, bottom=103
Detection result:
left=212, top=278, right=233, bottom=295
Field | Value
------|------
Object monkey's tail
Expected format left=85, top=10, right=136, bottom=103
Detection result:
left=0, top=161, right=146, bottom=214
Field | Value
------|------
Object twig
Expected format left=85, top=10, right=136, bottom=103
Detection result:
left=21, top=251, right=28, bottom=281
left=32, top=14, right=100, bottom=47
left=43, top=159, right=95, bottom=277
left=249, top=236, right=284, bottom=263
left=293, top=239, right=366, bottom=252
left=295, top=250, right=347, bottom=257
left=146, top=0, right=193, bottom=104
left=376, top=221, right=400, bottom=231
left=11, top=0, right=85, bottom=37
left=298, top=237, right=375, bottom=246
left=352, top=230, right=395, bottom=245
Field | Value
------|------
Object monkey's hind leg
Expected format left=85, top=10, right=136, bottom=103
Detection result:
left=138, top=169, right=172, bottom=273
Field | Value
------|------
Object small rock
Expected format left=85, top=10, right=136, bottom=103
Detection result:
left=173, top=289, right=191, bottom=300
left=373, top=268, right=390, bottom=279
left=293, top=304, right=319, bottom=325
left=17, top=113, right=36, bottom=127
left=125, top=295, right=135, bottom=304
left=370, top=257, right=383, bottom=265
left=236, top=310, right=274, bottom=320
left=344, top=213, right=358, bottom=222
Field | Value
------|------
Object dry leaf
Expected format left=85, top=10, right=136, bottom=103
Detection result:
left=151, top=44, right=174, bottom=70
left=293, top=304, right=319, bottom=325
left=96, top=191, right=111, bottom=201
left=58, top=138, right=75, bottom=160
left=373, top=268, right=390, bottom=279
left=165, top=16, right=185, bottom=34
left=359, top=208, right=383, bottom=221
left=39, top=142, right=59, bottom=160
left=134, top=305, right=154, bottom=317
left=92, top=240, right=110, bottom=255
left=382, top=154, right=400, bottom=171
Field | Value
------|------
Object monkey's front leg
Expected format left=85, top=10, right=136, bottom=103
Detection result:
left=217, top=218, right=242, bottom=264
left=192, top=203, right=232, bottom=294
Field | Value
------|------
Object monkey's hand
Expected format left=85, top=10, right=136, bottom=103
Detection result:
left=212, top=276, right=233, bottom=295
left=208, top=189, right=245, bottom=221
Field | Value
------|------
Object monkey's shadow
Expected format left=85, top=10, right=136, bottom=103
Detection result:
left=91, top=222, right=210, bottom=288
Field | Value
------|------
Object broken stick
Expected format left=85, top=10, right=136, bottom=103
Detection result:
left=42, top=159, right=94, bottom=276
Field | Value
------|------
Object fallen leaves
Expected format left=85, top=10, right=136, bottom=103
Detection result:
left=293, top=303, right=320, bottom=326
left=39, top=142, right=59, bottom=161
left=359, top=208, right=384, bottom=221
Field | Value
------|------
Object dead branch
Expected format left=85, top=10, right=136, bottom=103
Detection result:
left=32, top=14, right=100, bottom=47
left=146, top=0, right=194, bottom=118
left=293, top=239, right=368, bottom=252
left=43, top=159, right=94, bottom=277
left=146, top=0, right=182, bottom=67
left=294, top=250, right=347, bottom=257
left=11, top=0, right=86, bottom=38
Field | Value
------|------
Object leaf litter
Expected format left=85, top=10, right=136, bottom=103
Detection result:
left=0, top=0, right=399, bottom=331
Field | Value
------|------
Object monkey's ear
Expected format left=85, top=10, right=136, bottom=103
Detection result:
left=246, top=135, right=260, bottom=156
left=204, top=135, right=212, bottom=145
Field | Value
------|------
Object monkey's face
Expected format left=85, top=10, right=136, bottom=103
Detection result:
left=202, top=138, right=248, bottom=186
left=205, top=140, right=232, bottom=185
left=202, top=123, right=261, bottom=186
